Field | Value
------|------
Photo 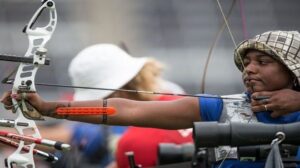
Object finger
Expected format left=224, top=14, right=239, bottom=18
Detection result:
left=271, top=111, right=281, bottom=118
left=251, top=104, right=264, bottom=112
left=251, top=91, right=272, bottom=100
left=1, top=92, right=13, bottom=110
left=1, top=95, right=12, bottom=105
left=258, top=98, right=269, bottom=104
left=3, top=104, right=12, bottom=110
left=0, top=91, right=12, bottom=102
left=252, top=103, right=273, bottom=112
left=251, top=98, right=269, bottom=106
left=253, top=96, right=270, bottom=101
left=251, top=99, right=260, bottom=106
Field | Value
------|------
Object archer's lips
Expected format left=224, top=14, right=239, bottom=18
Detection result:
left=243, top=77, right=261, bottom=85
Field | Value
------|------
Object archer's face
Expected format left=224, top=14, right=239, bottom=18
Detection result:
left=242, top=50, right=294, bottom=93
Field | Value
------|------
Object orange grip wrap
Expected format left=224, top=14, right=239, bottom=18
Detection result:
left=56, top=107, right=116, bottom=115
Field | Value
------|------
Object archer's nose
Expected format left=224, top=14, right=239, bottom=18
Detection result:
left=244, top=61, right=259, bottom=75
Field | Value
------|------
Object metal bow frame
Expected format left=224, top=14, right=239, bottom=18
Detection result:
left=0, top=1, right=64, bottom=167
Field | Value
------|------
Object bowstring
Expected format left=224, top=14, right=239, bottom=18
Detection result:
left=215, top=0, right=248, bottom=167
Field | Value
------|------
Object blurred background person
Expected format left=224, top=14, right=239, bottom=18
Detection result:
left=67, top=43, right=193, bottom=168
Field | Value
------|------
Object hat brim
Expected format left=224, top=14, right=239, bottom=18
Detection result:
left=234, top=40, right=285, bottom=71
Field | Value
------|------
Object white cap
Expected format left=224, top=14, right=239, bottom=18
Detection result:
left=68, top=44, right=148, bottom=100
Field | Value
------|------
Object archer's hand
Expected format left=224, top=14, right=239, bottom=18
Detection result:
left=251, top=89, right=300, bottom=118
left=1, top=91, right=55, bottom=117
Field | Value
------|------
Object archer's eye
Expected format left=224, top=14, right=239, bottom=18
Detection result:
left=259, top=60, right=268, bottom=65
left=243, top=59, right=250, bottom=66
left=258, top=58, right=273, bottom=65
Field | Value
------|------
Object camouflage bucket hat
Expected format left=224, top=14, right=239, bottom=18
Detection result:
left=234, top=30, right=300, bottom=84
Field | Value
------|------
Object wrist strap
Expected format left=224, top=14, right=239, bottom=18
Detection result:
left=102, top=99, right=108, bottom=123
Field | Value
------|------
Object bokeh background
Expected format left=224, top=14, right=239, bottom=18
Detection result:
left=0, top=0, right=300, bottom=166
left=1, top=0, right=300, bottom=98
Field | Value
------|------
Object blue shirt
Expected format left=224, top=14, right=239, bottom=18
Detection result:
left=71, top=124, right=127, bottom=167
left=199, top=95, right=300, bottom=168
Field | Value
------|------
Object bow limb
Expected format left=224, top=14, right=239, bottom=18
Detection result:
left=200, top=0, right=237, bottom=93
left=216, top=0, right=245, bottom=69
left=6, top=1, right=57, bottom=168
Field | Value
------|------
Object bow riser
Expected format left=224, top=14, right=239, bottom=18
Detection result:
left=14, top=1, right=57, bottom=93
left=6, top=1, right=57, bottom=168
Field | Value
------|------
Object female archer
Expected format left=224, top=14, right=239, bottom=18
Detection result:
left=2, top=30, right=300, bottom=167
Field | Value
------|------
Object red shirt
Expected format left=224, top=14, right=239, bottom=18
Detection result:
left=115, top=95, right=193, bottom=168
